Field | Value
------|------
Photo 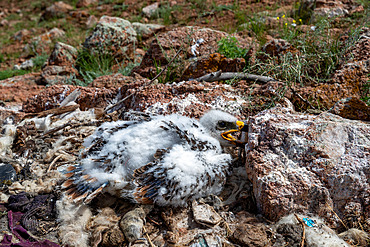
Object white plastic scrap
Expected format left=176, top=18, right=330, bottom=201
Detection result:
left=191, top=38, right=205, bottom=57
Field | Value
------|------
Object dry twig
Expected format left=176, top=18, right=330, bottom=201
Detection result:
left=294, top=214, right=306, bottom=247
left=194, top=71, right=274, bottom=83
left=104, top=48, right=183, bottom=114
left=142, top=226, right=155, bottom=247
left=290, top=87, right=317, bottom=110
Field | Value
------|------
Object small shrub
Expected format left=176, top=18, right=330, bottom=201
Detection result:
left=217, top=36, right=248, bottom=59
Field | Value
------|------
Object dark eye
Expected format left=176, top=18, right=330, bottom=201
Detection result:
left=217, top=121, right=227, bottom=130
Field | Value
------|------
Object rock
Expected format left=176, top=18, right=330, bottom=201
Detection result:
left=180, top=53, right=246, bottom=81
left=76, top=0, right=98, bottom=8
left=22, top=85, right=117, bottom=113
left=260, top=38, right=299, bottom=58
left=24, top=28, right=65, bottom=56
left=0, top=163, right=17, bottom=188
left=41, top=1, right=73, bottom=20
left=245, top=105, right=370, bottom=229
left=230, top=211, right=271, bottom=246
left=0, top=73, right=45, bottom=106
left=274, top=214, right=350, bottom=246
left=192, top=201, right=222, bottom=226
left=132, top=22, right=165, bottom=38
left=47, top=42, right=78, bottom=67
left=13, top=59, right=34, bottom=70
left=0, top=19, right=8, bottom=26
left=86, top=15, right=98, bottom=28
left=83, top=16, right=137, bottom=60
left=114, top=79, right=248, bottom=118
left=328, top=97, right=370, bottom=121
left=38, top=42, right=78, bottom=85
left=13, top=29, right=31, bottom=41
left=313, top=6, right=349, bottom=19
left=133, top=26, right=252, bottom=79
left=142, top=2, right=160, bottom=18
left=119, top=208, right=145, bottom=244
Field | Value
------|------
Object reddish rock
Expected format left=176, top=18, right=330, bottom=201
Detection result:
left=180, top=53, right=246, bottom=81
left=83, top=16, right=137, bottom=60
left=115, top=79, right=248, bottom=118
left=245, top=105, right=370, bottom=229
left=39, top=42, right=78, bottom=85
left=13, top=29, right=31, bottom=41
left=76, top=0, right=98, bottom=8
left=24, top=28, right=65, bottom=56
left=41, top=1, right=73, bottom=20
left=328, top=97, right=370, bottom=121
left=0, top=73, right=44, bottom=106
left=47, top=42, right=77, bottom=67
left=133, top=26, right=253, bottom=79
left=22, top=85, right=117, bottom=113
left=259, top=38, right=299, bottom=61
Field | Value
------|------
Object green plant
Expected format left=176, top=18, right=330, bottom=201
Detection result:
left=217, top=36, right=248, bottom=59
left=75, top=49, right=117, bottom=85
left=0, top=69, right=29, bottom=80
left=32, top=53, right=48, bottom=68
left=361, top=79, right=370, bottom=105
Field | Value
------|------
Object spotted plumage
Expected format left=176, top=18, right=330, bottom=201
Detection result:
left=61, top=110, right=245, bottom=206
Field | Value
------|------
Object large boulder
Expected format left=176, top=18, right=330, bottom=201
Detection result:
left=132, top=26, right=253, bottom=80
left=245, top=105, right=369, bottom=230
left=83, top=16, right=137, bottom=60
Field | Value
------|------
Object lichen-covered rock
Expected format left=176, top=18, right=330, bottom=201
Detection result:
left=22, top=85, right=116, bottom=113
left=245, top=105, right=370, bottom=229
left=39, top=42, right=78, bottom=85
left=24, top=28, right=65, bottom=56
left=132, top=22, right=165, bottom=39
left=133, top=26, right=252, bottom=79
left=328, top=97, right=370, bottom=121
left=180, top=53, right=246, bottom=81
left=47, top=42, right=77, bottom=67
left=41, top=1, right=73, bottom=21
left=83, top=16, right=137, bottom=60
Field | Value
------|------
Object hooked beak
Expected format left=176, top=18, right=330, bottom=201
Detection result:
left=221, top=121, right=247, bottom=146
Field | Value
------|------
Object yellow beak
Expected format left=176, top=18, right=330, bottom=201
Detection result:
left=221, top=121, right=246, bottom=145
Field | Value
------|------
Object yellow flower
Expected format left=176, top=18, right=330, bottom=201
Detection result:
left=277, top=16, right=280, bottom=20
left=285, top=23, right=288, bottom=26
left=299, top=19, right=302, bottom=23
left=282, top=15, right=286, bottom=18
left=293, top=19, right=296, bottom=23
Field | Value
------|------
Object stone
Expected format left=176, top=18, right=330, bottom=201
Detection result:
left=133, top=26, right=252, bottom=79
left=47, top=42, right=78, bottom=67
left=245, top=105, right=370, bottom=229
left=328, top=97, right=370, bottom=121
left=13, top=29, right=31, bottom=41
left=76, top=0, right=98, bottom=8
left=260, top=38, right=299, bottom=58
left=142, top=2, right=160, bottom=18
left=13, top=59, right=34, bottom=70
left=24, top=28, right=65, bottom=56
left=0, top=73, right=44, bottom=107
left=41, top=1, right=73, bottom=20
left=86, top=15, right=98, bottom=28
left=22, top=85, right=117, bottom=113
left=192, top=201, right=222, bottom=226
left=132, top=22, right=165, bottom=38
left=83, top=16, right=137, bottom=60
left=0, top=163, right=17, bottom=188
left=180, top=53, right=246, bottom=81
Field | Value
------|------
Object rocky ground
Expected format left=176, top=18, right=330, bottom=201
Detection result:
left=0, top=0, right=369, bottom=246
